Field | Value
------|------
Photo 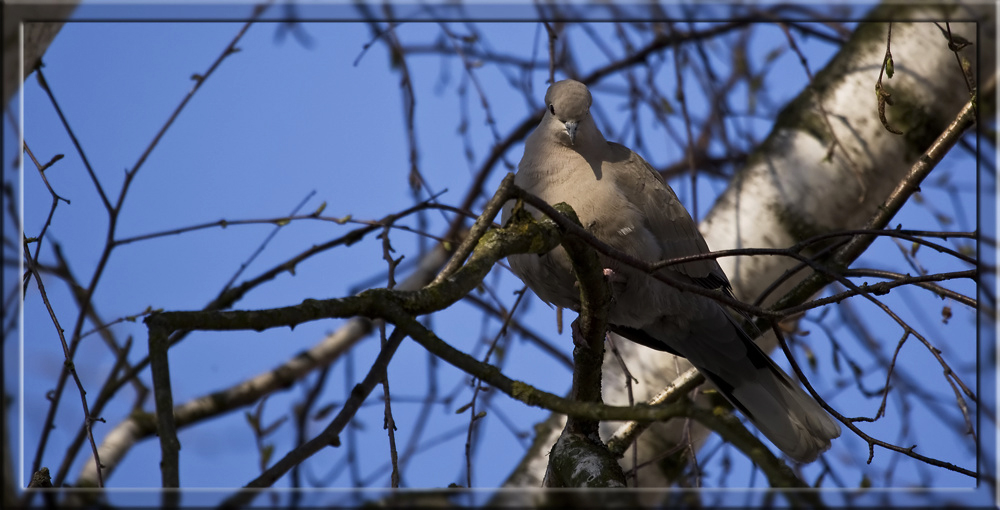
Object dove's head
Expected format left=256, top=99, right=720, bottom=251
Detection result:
left=544, top=80, right=593, bottom=146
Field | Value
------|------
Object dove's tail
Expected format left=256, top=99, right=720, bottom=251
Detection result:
left=698, top=324, right=841, bottom=463
left=613, top=317, right=841, bottom=462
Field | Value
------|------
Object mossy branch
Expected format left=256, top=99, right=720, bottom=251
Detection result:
left=683, top=400, right=820, bottom=507
left=149, top=174, right=690, bottom=498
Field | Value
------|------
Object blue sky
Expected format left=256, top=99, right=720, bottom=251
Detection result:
left=5, top=4, right=993, bottom=507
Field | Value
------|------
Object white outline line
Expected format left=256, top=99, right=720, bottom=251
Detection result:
left=18, top=19, right=26, bottom=491
left=994, top=6, right=1000, bottom=505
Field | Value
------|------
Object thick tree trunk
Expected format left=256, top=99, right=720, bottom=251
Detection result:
left=2, top=2, right=78, bottom=107
left=501, top=2, right=994, bottom=492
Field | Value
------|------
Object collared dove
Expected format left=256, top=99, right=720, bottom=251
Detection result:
left=502, top=79, right=841, bottom=463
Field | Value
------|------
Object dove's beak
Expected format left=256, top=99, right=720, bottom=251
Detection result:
left=563, top=120, right=578, bottom=145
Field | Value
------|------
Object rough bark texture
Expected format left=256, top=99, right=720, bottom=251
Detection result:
left=2, top=3, right=78, bottom=107
left=502, top=2, right=994, bottom=492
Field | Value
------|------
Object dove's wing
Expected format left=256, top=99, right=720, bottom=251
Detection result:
left=504, top=79, right=840, bottom=462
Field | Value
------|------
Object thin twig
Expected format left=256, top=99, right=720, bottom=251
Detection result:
left=29, top=6, right=269, bottom=485
left=770, top=322, right=976, bottom=478
left=21, top=241, right=105, bottom=489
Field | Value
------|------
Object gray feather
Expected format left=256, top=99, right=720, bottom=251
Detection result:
left=502, top=79, right=840, bottom=463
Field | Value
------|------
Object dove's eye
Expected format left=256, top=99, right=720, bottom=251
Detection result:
left=548, top=104, right=555, bottom=115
